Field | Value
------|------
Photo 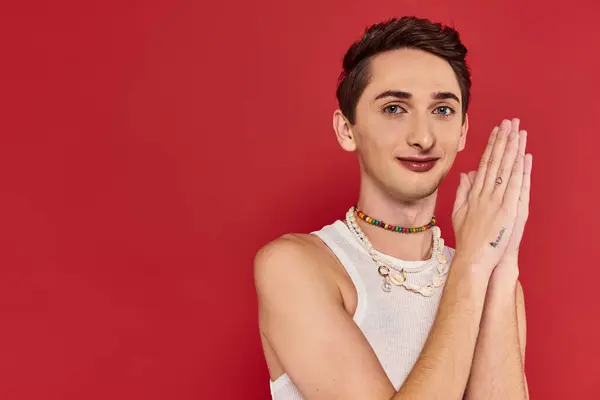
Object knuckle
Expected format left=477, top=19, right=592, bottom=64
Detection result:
left=467, top=191, right=479, bottom=203
left=500, top=200, right=514, bottom=213
left=496, top=206, right=509, bottom=220
left=512, top=161, right=521, bottom=173
left=489, top=194, right=502, bottom=208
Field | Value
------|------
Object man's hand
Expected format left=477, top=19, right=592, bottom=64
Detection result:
left=464, top=119, right=533, bottom=276
left=459, top=118, right=532, bottom=400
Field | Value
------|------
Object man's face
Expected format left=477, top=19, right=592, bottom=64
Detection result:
left=344, top=48, right=468, bottom=202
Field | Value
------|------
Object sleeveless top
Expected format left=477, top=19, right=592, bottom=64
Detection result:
left=269, top=219, right=456, bottom=399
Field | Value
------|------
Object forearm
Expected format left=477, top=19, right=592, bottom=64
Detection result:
left=463, top=270, right=527, bottom=399
left=392, top=257, right=490, bottom=400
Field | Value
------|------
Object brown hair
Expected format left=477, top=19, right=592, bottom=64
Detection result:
left=336, top=16, right=471, bottom=125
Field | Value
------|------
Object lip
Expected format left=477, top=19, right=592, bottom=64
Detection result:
left=396, top=157, right=439, bottom=172
left=397, top=156, right=440, bottom=162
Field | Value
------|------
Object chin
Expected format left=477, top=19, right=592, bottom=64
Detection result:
left=397, top=187, right=438, bottom=203
left=382, top=182, right=437, bottom=203
left=389, top=174, right=443, bottom=202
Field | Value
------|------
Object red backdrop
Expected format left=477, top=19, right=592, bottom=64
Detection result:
left=0, top=0, right=598, bottom=399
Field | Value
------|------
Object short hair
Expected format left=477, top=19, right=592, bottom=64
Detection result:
left=336, top=16, right=471, bottom=124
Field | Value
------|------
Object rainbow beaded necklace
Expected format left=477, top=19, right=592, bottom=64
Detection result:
left=352, top=206, right=436, bottom=233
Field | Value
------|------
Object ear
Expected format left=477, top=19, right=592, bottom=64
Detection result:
left=333, top=109, right=356, bottom=152
left=457, top=113, right=469, bottom=152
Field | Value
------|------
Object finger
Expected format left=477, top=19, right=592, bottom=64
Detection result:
left=519, top=153, right=532, bottom=214
left=509, top=151, right=533, bottom=246
left=511, top=148, right=531, bottom=249
left=471, top=126, right=499, bottom=195
left=467, top=170, right=476, bottom=185
left=504, top=131, right=527, bottom=210
left=481, top=119, right=513, bottom=195
left=452, top=173, right=472, bottom=216
left=493, top=128, right=523, bottom=199
left=512, top=117, right=520, bottom=133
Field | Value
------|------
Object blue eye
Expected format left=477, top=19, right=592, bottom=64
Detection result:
left=383, top=105, right=405, bottom=114
left=434, top=106, right=454, bottom=117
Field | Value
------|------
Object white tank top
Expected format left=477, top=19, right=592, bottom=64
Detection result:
left=269, top=219, right=455, bottom=399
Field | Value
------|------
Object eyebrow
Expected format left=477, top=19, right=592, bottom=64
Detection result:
left=374, top=90, right=461, bottom=103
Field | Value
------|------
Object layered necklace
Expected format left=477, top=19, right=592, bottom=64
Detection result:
left=345, top=206, right=449, bottom=296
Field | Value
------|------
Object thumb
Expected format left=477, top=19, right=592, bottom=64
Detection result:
left=452, top=173, right=471, bottom=216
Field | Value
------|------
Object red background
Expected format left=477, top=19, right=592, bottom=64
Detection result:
left=0, top=0, right=598, bottom=399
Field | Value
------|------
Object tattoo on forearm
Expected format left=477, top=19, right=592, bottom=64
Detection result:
left=490, top=227, right=506, bottom=248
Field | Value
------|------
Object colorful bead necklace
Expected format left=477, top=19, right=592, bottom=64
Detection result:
left=345, top=207, right=449, bottom=296
left=352, top=206, right=436, bottom=233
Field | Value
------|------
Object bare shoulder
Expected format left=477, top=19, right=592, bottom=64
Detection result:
left=253, top=233, right=393, bottom=398
left=253, top=232, right=341, bottom=301
left=253, top=233, right=347, bottom=380
left=254, top=233, right=321, bottom=270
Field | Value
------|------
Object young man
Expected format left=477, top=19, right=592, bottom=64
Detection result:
left=254, top=16, right=532, bottom=400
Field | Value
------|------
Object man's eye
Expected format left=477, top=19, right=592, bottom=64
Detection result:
left=434, top=106, right=454, bottom=116
left=383, top=105, right=405, bottom=114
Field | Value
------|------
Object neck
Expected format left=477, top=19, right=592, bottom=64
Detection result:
left=354, top=181, right=438, bottom=262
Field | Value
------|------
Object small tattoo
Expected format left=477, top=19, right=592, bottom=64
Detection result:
left=490, top=227, right=506, bottom=248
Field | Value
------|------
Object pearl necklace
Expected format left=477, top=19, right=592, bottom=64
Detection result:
left=345, top=207, right=450, bottom=296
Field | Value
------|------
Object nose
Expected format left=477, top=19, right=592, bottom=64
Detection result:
left=406, top=116, right=435, bottom=151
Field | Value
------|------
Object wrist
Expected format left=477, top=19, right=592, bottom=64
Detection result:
left=489, top=266, right=519, bottom=294
left=498, top=252, right=519, bottom=268
left=451, top=253, right=494, bottom=284
left=494, top=253, right=520, bottom=286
